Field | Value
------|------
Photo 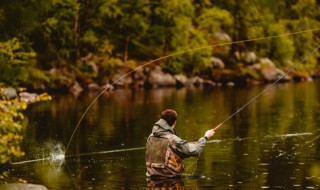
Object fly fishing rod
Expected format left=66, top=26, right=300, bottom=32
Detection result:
left=212, top=44, right=320, bottom=132
left=65, top=28, right=320, bottom=154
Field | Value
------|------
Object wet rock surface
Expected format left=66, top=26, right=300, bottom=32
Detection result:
left=0, top=183, right=49, bottom=190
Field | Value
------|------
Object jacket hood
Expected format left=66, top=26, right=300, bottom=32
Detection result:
left=151, top=119, right=175, bottom=137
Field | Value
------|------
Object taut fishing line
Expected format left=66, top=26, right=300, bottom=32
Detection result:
left=65, top=28, right=320, bottom=154
left=212, top=44, right=320, bottom=131
left=10, top=29, right=320, bottom=167
left=11, top=132, right=313, bottom=165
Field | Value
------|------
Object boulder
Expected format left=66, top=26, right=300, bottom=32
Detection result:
left=88, top=83, right=100, bottom=91
left=0, top=88, right=17, bottom=99
left=227, top=82, right=235, bottom=86
left=88, top=61, right=99, bottom=74
left=214, top=31, right=231, bottom=42
left=0, top=183, right=48, bottom=190
left=112, top=73, right=133, bottom=88
left=260, top=58, right=275, bottom=67
left=189, top=76, right=204, bottom=86
left=259, top=58, right=291, bottom=82
left=19, top=92, right=38, bottom=103
left=245, top=52, right=257, bottom=63
left=203, top=80, right=216, bottom=87
left=100, top=83, right=114, bottom=91
left=261, top=66, right=290, bottom=82
left=70, top=81, right=83, bottom=96
left=174, top=74, right=189, bottom=87
left=147, top=66, right=176, bottom=87
left=211, top=57, right=225, bottom=69
left=248, top=63, right=261, bottom=71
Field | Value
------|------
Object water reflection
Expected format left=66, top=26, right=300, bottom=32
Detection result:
left=146, top=178, right=184, bottom=190
left=6, top=81, right=320, bottom=189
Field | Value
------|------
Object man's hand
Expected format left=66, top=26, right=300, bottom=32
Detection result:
left=204, top=129, right=215, bottom=139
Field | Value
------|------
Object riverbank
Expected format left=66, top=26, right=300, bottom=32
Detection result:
left=33, top=54, right=320, bottom=97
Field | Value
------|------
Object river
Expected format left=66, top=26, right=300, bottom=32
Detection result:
left=8, top=81, right=320, bottom=189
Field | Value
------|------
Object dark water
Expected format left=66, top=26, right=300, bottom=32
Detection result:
left=7, top=81, right=320, bottom=189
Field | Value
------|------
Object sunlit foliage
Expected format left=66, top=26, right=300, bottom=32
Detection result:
left=0, top=38, right=36, bottom=86
left=0, top=0, right=319, bottom=86
left=0, top=99, right=26, bottom=164
left=0, top=92, right=51, bottom=164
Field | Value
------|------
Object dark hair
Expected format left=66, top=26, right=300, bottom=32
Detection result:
left=160, top=109, right=178, bottom=126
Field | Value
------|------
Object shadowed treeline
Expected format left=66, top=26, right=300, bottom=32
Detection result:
left=0, top=0, right=319, bottom=91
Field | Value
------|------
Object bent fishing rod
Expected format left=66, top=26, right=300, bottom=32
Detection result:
left=212, top=44, right=320, bottom=132
left=65, top=28, right=320, bottom=154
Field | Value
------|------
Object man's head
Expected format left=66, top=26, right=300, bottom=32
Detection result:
left=160, top=109, right=178, bottom=127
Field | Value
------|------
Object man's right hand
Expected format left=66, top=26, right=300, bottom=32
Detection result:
left=204, top=129, right=215, bottom=139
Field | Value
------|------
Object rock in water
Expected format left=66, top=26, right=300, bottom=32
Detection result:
left=0, top=183, right=49, bottom=190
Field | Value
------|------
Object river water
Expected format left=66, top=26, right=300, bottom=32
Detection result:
left=8, top=81, right=320, bottom=189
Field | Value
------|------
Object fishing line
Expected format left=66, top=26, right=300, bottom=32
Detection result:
left=65, top=28, right=320, bottom=154
left=65, top=147, right=146, bottom=157
left=191, top=43, right=319, bottom=176
left=212, top=44, right=320, bottom=131
left=277, top=130, right=320, bottom=158
left=12, top=147, right=146, bottom=165
left=184, top=153, right=201, bottom=176
left=11, top=132, right=312, bottom=165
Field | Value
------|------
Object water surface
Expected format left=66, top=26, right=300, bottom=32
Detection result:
left=8, top=81, right=320, bottom=189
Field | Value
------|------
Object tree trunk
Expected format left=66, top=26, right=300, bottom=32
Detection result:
left=124, top=32, right=130, bottom=64
left=74, top=4, right=80, bottom=65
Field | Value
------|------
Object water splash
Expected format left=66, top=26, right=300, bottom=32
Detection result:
left=52, top=154, right=65, bottom=161
left=50, top=143, right=65, bottom=161
left=11, top=132, right=315, bottom=165
left=12, top=141, right=65, bottom=165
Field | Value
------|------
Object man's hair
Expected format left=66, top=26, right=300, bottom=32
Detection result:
left=160, top=109, right=178, bottom=126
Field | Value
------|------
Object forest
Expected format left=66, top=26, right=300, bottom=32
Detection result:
left=0, top=0, right=320, bottom=92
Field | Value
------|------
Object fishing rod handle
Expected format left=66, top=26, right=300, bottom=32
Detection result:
left=212, top=124, right=222, bottom=131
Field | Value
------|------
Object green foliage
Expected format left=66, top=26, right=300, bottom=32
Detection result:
left=0, top=92, right=51, bottom=164
left=29, top=0, right=80, bottom=68
left=265, top=23, right=295, bottom=66
left=0, top=38, right=36, bottom=86
left=1, top=0, right=320, bottom=87
left=196, top=6, right=233, bottom=42
left=0, top=99, right=27, bottom=164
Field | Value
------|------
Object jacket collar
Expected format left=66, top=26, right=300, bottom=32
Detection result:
left=152, top=119, right=176, bottom=135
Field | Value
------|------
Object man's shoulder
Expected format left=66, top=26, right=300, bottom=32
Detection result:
left=168, top=134, right=185, bottom=144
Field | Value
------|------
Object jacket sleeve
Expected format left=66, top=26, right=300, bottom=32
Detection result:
left=171, top=135, right=207, bottom=158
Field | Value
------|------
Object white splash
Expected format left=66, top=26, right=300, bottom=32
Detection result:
left=51, top=153, right=65, bottom=161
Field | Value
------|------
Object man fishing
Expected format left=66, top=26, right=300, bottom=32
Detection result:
left=145, top=109, right=215, bottom=178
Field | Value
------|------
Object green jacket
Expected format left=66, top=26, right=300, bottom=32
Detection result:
left=145, top=119, right=208, bottom=178
left=150, top=119, right=207, bottom=159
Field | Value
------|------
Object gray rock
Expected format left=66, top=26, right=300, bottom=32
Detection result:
left=70, top=81, right=83, bottom=96
left=189, top=76, right=204, bottom=86
left=214, top=31, right=231, bottom=41
left=227, top=82, right=235, bottom=86
left=203, top=80, right=216, bottom=87
left=100, top=83, right=114, bottom=91
left=248, top=63, right=261, bottom=71
left=19, top=92, right=38, bottom=103
left=148, top=66, right=176, bottom=87
left=211, top=57, right=225, bottom=69
left=174, top=74, right=188, bottom=87
left=0, top=183, right=49, bottom=190
left=245, top=52, right=257, bottom=63
left=260, top=58, right=275, bottom=67
left=0, top=88, right=17, bottom=99
left=112, top=73, right=133, bottom=88
left=261, top=66, right=290, bottom=81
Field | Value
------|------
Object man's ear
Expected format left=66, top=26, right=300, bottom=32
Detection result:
left=172, top=121, right=177, bottom=128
